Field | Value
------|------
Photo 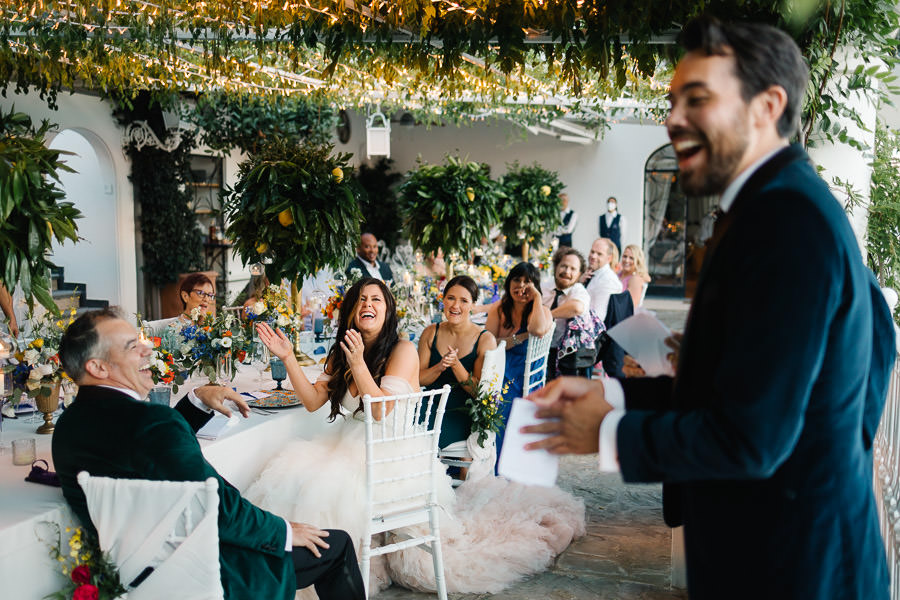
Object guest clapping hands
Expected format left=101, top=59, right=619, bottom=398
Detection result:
left=418, top=276, right=496, bottom=447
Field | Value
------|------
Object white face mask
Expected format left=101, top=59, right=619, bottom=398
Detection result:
left=607, top=202, right=617, bottom=212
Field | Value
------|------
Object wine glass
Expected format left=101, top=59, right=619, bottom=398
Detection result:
left=252, top=338, right=270, bottom=385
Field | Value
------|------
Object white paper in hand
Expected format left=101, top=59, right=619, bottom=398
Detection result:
left=497, top=398, right=559, bottom=487
left=607, top=310, right=674, bottom=376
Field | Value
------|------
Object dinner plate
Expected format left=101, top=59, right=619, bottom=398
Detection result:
left=246, top=390, right=302, bottom=408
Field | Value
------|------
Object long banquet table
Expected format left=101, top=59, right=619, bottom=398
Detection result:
left=0, top=363, right=332, bottom=600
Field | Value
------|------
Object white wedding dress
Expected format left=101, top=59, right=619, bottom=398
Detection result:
left=245, top=375, right=585, bottom=596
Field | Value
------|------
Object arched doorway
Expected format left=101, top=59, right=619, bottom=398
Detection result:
left=643, top=144, right=717, bottom=298
left=47, top=129, right=119, bottom=306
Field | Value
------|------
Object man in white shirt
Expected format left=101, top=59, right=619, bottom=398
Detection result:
left=554, top=193, right=578, bottom=248
left=583, top=238, right=621, bottom=322
left=542, top=247, right=591, bottom=379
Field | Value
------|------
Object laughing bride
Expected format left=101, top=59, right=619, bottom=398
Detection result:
left=245, top=277, right=584, bottom=596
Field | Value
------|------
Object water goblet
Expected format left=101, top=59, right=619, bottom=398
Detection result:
left=269, top=357, right=287, bottom=390
left=254, top=342, right=270, bottom=384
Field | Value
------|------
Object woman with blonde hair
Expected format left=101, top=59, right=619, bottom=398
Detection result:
left=619, top=244, right=651, bottom=308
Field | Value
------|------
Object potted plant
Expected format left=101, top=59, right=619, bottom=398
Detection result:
left=499, top=162, right=565, bottom=259
left=0, top=108, right=82, bottom=312
left=397, top=155, right=501, bottom=277
left=224, top=138, right=363, bottom=298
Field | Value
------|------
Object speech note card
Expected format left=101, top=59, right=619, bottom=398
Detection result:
left=497, top=398, right=559, bottom=487
left=607, top=310, right=675, bottom=377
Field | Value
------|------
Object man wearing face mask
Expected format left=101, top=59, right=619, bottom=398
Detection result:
left=599, top=197, right=624, bottom=256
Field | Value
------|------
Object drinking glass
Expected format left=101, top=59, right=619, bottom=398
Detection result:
left=253, top=341, right=270, bottom=384
left=217, top=352, right=233, bottom=386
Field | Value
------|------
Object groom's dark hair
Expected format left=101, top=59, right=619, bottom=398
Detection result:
left=59, top=308, right=122, bottom=382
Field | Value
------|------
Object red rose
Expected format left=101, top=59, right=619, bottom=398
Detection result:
left=71, top=564, right=91, bottom=584
left=73, top=584, right=99, bottom=600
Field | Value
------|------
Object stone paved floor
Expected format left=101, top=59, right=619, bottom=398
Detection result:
left=375, top=456, right=687, bottom=600
left=375, top=298, right=691, bottom=600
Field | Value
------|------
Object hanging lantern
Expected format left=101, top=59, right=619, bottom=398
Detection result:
left=366, top=112, right=390, bottom=158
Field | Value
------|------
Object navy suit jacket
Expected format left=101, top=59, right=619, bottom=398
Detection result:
left=616, top=145, right=893, bottom=599
left=346, top=256, right=394, bottom=282
left=52, top=386, right=297, bottom=600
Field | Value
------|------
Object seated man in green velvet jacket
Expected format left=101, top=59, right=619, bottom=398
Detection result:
left=52, top=308, right=365, bottom=600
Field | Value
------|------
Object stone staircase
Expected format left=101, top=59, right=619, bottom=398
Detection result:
left=50, top=267, right=109, bottom=315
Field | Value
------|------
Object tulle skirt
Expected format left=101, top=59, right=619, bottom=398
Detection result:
left=245, top=415, right=585, bottom=596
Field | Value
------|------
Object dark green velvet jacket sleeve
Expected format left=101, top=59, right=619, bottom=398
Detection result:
left=135, top=406, right=287, bottom=557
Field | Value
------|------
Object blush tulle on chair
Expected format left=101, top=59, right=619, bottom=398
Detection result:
left=361, top=385, right=451, bottom=600
left=77, top=472, right=223, bottom=600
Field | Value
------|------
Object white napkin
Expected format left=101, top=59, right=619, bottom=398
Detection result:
left=607, top=310, right=675, bottom=376
left=196, top=413, right=239, bottom=440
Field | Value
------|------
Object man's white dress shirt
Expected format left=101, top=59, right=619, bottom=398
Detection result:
left=585, top=264, right=622, bottom=322
left=541, top=280, right=591, bottom=347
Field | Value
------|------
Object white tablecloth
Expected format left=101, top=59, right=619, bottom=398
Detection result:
left=0, top=363, right=329, bottom=599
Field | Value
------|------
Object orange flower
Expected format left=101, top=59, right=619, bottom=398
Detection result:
left=150, top=336, right=162, bottom=348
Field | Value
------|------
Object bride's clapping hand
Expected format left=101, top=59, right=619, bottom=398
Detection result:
left=256, top=322, right=292, bottom=360
left=340, top=329, right=366, bottom=368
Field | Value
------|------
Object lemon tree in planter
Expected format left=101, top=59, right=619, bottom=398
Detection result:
left=0, top=109, right=82, bottom=312
left=398, top=156, right=501, bottom=276
left=224, top=138, right=363, bottom=289
left=499, top=162, right=565, bottom=259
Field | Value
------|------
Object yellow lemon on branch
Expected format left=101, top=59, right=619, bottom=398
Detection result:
left=256, top=242, right=268, bottom=254
left=278, top=209, right=294, bottom=227
left=540, top=185, right=551, bottom=196
left=332, top=167, right=344, bottom=183
left=466, top=187, right=475, bottom=202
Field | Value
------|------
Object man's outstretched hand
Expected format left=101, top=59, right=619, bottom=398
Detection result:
left=522, top=376, right=613, bottom=455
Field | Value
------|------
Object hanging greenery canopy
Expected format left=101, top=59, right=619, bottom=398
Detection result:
left=1, top=1, right=897, bottom=138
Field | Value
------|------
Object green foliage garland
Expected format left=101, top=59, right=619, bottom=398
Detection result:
left=397, top=155, right=501, bottom=261
left=186, top=93, right=336, bottom=156
left=868, top=122, right=900, bottom=324
left=498, top=162, right=564, bottom=245
left=224, top=139, right=363, bottom=284
left=355, top=157, right=404, bottom=251
left=0, top=108, right=82, bottom=312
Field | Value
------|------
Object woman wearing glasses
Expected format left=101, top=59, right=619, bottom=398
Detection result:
left=178, top=273, right=216, bottom=321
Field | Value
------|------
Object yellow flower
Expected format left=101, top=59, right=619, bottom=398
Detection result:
left=56, top=320, right=64, bottom=328
left=30, top=338, right=44, bottom=349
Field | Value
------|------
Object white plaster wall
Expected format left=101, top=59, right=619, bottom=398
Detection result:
left=48, top=129, right=120, bottom=305
left=0, top=91, right=137, bottom=315
left=334, top=110, right=670, bottom=257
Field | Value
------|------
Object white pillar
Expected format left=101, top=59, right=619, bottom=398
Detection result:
left=806, top=48, right=878, bottom=259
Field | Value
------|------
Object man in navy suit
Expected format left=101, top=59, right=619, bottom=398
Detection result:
left=525, top=18, right=894, bottom=600
left=346, top=232, right=394, bottom=282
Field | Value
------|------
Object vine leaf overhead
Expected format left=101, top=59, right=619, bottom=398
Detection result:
left=0, top=2, right=897, bottom=138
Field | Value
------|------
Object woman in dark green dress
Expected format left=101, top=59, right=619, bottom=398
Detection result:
left=418, top=275, right=497, bottom=448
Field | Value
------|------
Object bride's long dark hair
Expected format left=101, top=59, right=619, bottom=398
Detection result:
left=325, top=277, right=400, bottom=421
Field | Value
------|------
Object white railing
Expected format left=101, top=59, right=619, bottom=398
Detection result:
left=874, top=310, right=900, bottom=598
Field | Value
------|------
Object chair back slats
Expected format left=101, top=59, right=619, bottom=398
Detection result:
left=360, top=385, right=450, bottom=599
left=523, top=322, right=556, bottom=396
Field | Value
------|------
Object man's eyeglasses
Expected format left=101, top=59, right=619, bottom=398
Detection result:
left=192, top=290, right=216, bottom=301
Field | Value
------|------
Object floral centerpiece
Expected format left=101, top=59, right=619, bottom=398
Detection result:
left=146, top=337, right=185, bottom=393
left=172, top=309, right=251, bottom=383
left=465, top=374, right=508, bottom=448
left=244, top=284, right=304, bottom=334
left=3, top=308, right=76, bottom=407
left=45, top=524, right=127, bottom=600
